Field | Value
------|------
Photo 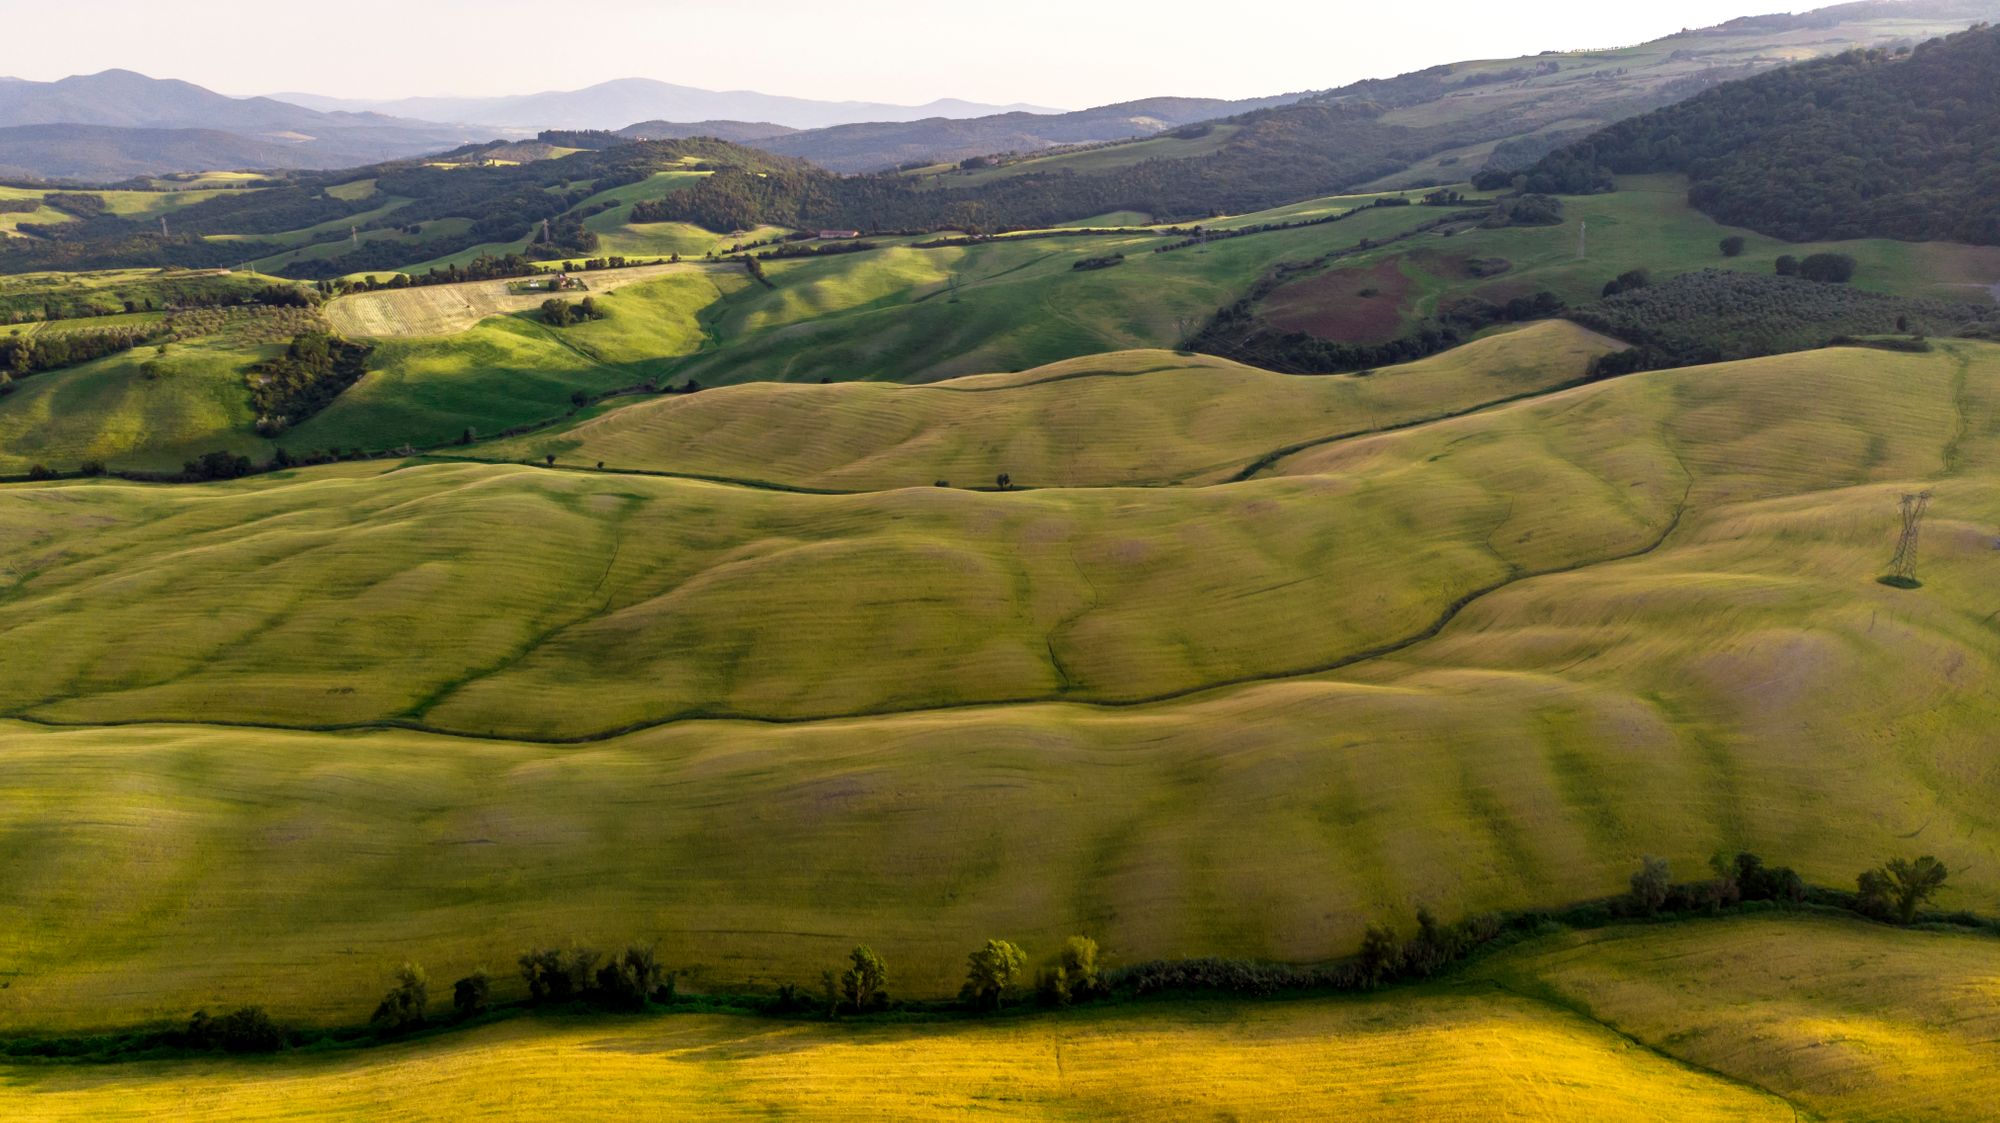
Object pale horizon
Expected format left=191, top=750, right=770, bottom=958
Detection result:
left=9, top=0, right=1811, bottom=110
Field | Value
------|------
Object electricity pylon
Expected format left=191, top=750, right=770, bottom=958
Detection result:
left=1886, top=490, right=1933, bottom=584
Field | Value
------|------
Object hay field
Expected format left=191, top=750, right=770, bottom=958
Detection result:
left=323, top=261, right=726, bottom=338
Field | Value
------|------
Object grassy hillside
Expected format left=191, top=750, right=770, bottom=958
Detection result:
left=0, top=341, right=1995, bottom=1021
left=3, top=915, right=1994, bottom=1119
left=0, top=334, right=270, bottom=472
left=290, top=268, right=750, bottom=451
left=471, top=320, right=1620, bottom=488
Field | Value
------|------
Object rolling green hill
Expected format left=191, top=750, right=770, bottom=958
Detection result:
left=1, top=338, right=1995, bottom=1027
left=469, top=320, right=1620, bottom=488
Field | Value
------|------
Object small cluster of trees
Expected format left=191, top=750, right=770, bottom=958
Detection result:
left=518, top=944, right=671, bottom=1011
left=1072, top=253, right=1125, bottom=271
left=540, top=297, right=605, bottom=327
left=1481, top=193, right=1563, bottom=227
left=0, top=323, right=169, bottom=379
left=246, top=331, right=373, bottom=434
left=1776, top=252, right=1857, bottom=283
left=758, top=240, right=879, bottom=261
left=813, top=936, right=1106, bottom=1017
left=1627, top=851, right=1948, bottom=924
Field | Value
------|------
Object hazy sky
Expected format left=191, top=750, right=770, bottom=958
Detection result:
left=16, top=0, right=1802, bottom=106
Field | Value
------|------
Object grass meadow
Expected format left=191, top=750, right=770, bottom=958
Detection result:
left=0, top=341, right=1994, bottom=1028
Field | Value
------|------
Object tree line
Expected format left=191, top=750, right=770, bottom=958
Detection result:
left=0, top=847, right=1974, bottom=1063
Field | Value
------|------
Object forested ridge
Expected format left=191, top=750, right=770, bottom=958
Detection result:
left=1527, top=24, right=2000, bottom=243
left=636, top=103, right=1458, bottom=232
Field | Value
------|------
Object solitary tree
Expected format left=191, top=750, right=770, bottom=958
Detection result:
left=451, top=970, right=491, bottom=1020
left=963, top=939, right=1027, bottom=1010
left=1357, top=923, right=1402, bottom=987
left=1630, top=855, right=1671, bottom=915
left=1858, top=856, right=1948, bottom=924
left=1719, top=235, right=1746, bottom=257
left=995, top=472, right=1012, bottom=491
left=1775, top=255, right=1799, bottom=277
left=840, top=946, right=888, bottom=1013
left=371, top=962, right=429, bottom=1031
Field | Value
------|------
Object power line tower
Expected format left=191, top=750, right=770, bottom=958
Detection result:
left=1577, top=219, right=1587, bottom=260
left=350, top=225, right=359, bottom=247
left=1884, top=490, right=1933, bottom=586
left=159, top=215, right=169, bottom=238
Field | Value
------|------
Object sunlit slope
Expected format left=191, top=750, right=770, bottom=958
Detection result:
left=0, top=989, right=1791, bottom=1121
left=0, top=450, right=1669, bottom=735
left=2, top=344, right=1988, bottom=739
left=472, top=321, right=1619, bottom=488
left=0, top=335, right=270, bottom=474
left=1474, top=914, right=2000, bottom=1121
left=284, top=269, right=750, bottom=452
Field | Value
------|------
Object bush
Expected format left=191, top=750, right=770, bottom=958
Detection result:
left=183, top=450, right=253, bottom=481
left=1775, top=254, right=1799, bottom=276
left=186, top=1006, right=284, bottom=1053
left=1601, top=268, right=1651, bottom=297
left=1720, top=236, right=1746, bottom=257
left=1629, top=855, right=1672, bottom=915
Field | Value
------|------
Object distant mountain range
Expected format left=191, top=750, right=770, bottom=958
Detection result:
left=725, top=95, right=1313, bottom=173
left=269, top=79, right=1062, bottom=131
left=0, top=69, right=500, bottom=180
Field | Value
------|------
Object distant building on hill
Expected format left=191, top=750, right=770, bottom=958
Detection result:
left=817, top=229, right=861, bottom=240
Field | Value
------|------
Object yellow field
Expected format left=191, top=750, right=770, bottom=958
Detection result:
left=0, top=993, right=1788, bottom=1120
left=322, top=261, right=729, bottom=337
left=476, top=320, right=1620, bottom=488
left=0, top=340, right=1996, bottom=1030
left=4, top=914, right=1992, bottom=1120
